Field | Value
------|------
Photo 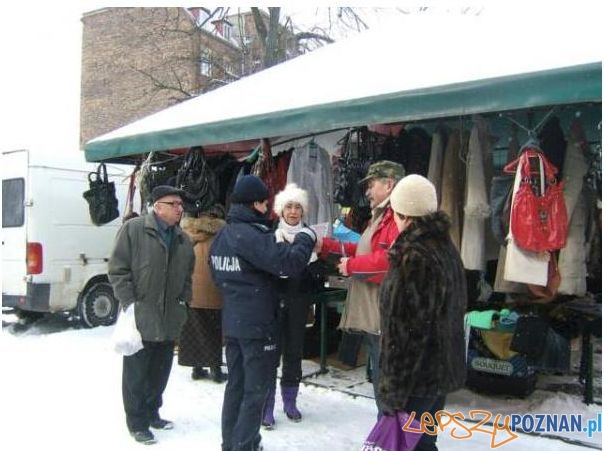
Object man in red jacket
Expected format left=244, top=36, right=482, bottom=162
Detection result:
left=319, top=160, right=404, bottom=416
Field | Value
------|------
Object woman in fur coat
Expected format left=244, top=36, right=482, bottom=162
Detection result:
left=178, top=206, right=227, bottom=382
left=379, top=175, right=467, bottom=451
left=262, top=183, right=323, bottom=429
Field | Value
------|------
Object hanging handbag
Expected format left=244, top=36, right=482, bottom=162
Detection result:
left=82, top=163, right=120, bottom=226
left=526, top=252, right=561, bottom=301
left=503, top=238, right=549, bottom=286
left=176, top=146, right=219, bottom=214
left=503, top=146, right=568, bottom=252
left=334, top=128, right=376, bottom=207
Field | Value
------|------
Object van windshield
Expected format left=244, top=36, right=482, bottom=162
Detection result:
left=2, top=178, right=25, bottom=227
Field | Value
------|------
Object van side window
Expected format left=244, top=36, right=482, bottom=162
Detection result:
left=2, top=178, right=25, bottom=227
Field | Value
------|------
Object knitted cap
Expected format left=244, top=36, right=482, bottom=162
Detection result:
left=273, top=183, right=309, bottom=217
left=230, top=175, right=269, bottom=204
left=390, top=174, right=437, bottom=217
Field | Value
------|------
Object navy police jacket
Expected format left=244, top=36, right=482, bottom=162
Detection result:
left=209, top=204, right=315, bottom=339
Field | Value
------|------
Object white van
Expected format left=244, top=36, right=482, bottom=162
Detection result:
left=2, top=149, right=132, bottom=327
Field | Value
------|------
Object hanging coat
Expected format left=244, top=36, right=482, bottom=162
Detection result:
left=461, top=116, right=491, bottom=271
left=287, top=141, right=335, bottom=227
left=440, top=129, right=468, bottom=250
left=558, top=121, right=589, bottom=296
left=427, top=127, right=446, bottom=202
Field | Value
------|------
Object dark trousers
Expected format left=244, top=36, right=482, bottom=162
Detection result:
left=365, top=332, right=384, bottom=415
left=276, top=297, right=309, bottom=387
left=122, top=340, right=175, bottom=432
left=404, top=395, right=447, bottom=451
left=222, top=336, right=276, bottom=451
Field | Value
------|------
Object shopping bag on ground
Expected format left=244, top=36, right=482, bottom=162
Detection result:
left=111, top=304, right=143, bottom=356
left=362, top=410, right=423, bottom=451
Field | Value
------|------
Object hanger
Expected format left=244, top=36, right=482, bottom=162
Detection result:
left=500, top=107, right=556, bottom=152
left=520, top=131, right=542, bottom=152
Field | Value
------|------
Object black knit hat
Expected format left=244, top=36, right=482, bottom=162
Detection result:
left=230, top=175, right=269, bottom=204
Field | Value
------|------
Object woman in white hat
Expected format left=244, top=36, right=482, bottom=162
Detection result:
left=378, top=174, right=467, bottom=451
left=261, top=183, right=321, bottom=429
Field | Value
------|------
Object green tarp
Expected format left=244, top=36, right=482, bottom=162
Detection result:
left=85, top=63, right=601, bottom=162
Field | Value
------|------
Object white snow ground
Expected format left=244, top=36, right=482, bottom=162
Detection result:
left=1, top=313, right=601, bottom=451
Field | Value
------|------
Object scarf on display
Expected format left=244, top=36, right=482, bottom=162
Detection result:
left=275, top=218, right=318, bottom=263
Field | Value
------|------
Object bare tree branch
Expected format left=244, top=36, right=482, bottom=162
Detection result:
left=131, top=66, right=194, bottom=99
left=295, top=31, right=334, bottom=44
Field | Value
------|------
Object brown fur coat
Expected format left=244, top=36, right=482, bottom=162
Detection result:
left=181, top=216, right=225, bottom=309
left=378, top=211, right=467, bottom=410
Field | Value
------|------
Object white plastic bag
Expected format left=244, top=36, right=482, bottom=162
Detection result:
left=111, top=304, right=143, bottom=356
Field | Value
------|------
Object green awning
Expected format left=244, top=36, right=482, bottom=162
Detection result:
left=85, top=63, right=601, bottom=162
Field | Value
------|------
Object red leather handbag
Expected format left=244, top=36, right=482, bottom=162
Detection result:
left=503, top=147, right=568, bottom=252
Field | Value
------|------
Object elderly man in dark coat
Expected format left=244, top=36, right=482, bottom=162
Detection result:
left=109, top=185, right=195, bottom=445
left=378, top=175, right=467, bottom=451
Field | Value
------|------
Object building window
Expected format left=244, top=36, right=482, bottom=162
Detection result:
left=223, top=22, right=232, bottom=40
left=200, top=59, right=211, bottom=77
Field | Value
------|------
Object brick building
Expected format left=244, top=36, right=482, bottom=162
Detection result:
left=80, top=7, right=291, bottom=146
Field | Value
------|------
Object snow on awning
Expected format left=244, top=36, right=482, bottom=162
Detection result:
left=85, top=9, right=602, bottom=162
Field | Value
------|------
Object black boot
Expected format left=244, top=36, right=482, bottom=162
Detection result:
left=211, top=366, right=227, bottom=383
left=191, top=367, right=210, bottom=380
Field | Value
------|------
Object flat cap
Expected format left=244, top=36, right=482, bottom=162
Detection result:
left=151, top=185, right=186, bottom=203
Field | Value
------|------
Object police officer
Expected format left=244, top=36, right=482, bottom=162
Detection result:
left=209, top=175, right=317, bottom=451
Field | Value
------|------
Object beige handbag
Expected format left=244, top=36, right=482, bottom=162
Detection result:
left=494, top=245, right=527, bottom=293
left=503, top=238, right=549, bottom=286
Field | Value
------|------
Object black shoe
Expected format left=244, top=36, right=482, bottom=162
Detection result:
left=211, top=366, right=227, bottom=383
left=191, top=367, right=210, bottom=380
left=130, top=429, right=156, bottom=445
left=150, top=418, right=174, bottom=430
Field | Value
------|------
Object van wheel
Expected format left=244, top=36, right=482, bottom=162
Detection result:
left=79, top=282, right=118, bottom=328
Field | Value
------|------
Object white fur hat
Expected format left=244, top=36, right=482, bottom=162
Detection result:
left=273, top=183, right=309, bottom=217
left=390, top=174, right=437, bottom=217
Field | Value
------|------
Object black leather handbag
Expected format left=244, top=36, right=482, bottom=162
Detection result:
left=83, top=163, right=120, bottom=225
left=176, top=146, right=219, bottom=214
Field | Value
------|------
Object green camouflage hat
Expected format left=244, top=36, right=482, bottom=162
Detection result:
left=359, top=160, right=405, bottom=184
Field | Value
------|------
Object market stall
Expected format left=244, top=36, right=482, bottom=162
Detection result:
left=84, top=11, right=602, bottom=402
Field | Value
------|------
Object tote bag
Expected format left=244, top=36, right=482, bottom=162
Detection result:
left=82, top=163, right=120, bottom=225
left=503, top=238, right=549, bottom=286
left=362, top=411, right=422, bottom=451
